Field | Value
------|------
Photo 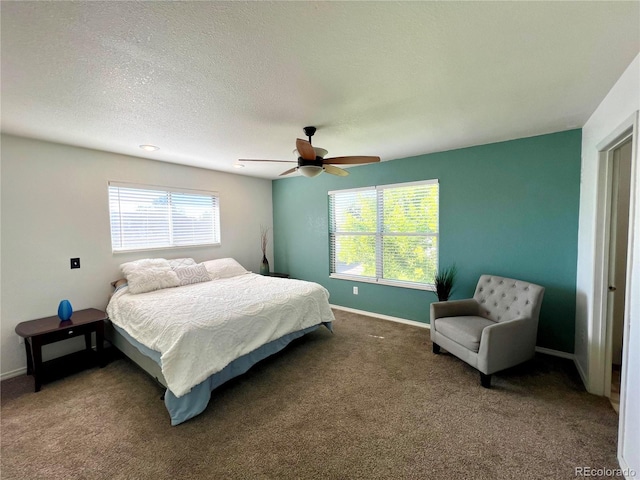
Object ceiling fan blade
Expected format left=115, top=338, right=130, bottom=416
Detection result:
left=238, top=159, right=296, bottom=163
left=324, top=164, right=349, bottom=177
left=323, top=156, right=381, bottom=165
left=279, top=167, right=298, bottom=176
left=296, top=138, right=317, bottom=160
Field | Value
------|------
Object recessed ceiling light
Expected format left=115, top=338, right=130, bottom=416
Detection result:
left=139, top=144, right=159, bottom=152
left=233, top=163, right=245, bottom=169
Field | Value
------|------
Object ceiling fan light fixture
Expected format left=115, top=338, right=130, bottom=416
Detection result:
left=298, top=165, right=324, bottom=177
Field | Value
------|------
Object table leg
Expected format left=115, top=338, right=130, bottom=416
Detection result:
left=24, top=339, right=33, bottom=376
left=84, top=332, right=92, bottom=351
left=96, top=321, right=105, bottom=368
left=32, top=336, right=43, bottom=392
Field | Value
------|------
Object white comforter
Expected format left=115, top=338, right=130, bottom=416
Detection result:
left=107, top=273, right=334, bottom=397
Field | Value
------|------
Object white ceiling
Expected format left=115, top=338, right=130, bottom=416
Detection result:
left=1, top=2, right=639, bottom=179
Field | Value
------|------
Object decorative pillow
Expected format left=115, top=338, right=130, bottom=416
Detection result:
left=168, top=257, right=196, bottom=269
left=120, top=258, right=180, bottom=294
left=173, top=264, right=211, bottom=286
left=202, top=258, right=249, bottom=280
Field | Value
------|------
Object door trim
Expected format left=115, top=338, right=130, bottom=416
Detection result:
left=592, top=111, right=638, bottom=474
left=591, top=113, right=636, bottom=396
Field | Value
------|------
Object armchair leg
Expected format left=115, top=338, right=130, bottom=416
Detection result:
left=432, top=343, right=441, bottom=354
left=480, top=373, right=492, bottom=388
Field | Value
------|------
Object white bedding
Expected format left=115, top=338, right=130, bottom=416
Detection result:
left=106, top=273, right=334, bottom=398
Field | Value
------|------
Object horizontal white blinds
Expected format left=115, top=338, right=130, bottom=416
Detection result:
left=329, top=180, right=439, bottom=286
left=108, top=183, right=220, bottom=252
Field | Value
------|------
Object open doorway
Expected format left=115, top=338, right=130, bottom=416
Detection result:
left=604, top=137, right=633, bottom=414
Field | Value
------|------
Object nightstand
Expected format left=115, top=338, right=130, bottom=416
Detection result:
left=267, top=272, right=290, bottom=278
left=15, top=308, right=106, bottom=392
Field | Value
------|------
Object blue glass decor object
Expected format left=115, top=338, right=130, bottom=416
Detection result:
left=57, top=300, right=73, bottom=321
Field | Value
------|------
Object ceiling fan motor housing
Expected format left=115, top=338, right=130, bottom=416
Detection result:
left=297, top=157, right=324, bottom=167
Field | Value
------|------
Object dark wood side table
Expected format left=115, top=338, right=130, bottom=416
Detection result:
left=15, top=308, right=106, bottom=392
left=267, top=272, right=290, bottom=278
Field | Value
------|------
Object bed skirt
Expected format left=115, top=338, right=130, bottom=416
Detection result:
left=106, top=320, right=332, bottom=425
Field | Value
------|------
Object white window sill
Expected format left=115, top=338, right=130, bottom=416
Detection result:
left=330, top=273, right=435, bottom=292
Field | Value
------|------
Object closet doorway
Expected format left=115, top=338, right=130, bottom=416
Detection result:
left=603, top=136, right=632, bottom=413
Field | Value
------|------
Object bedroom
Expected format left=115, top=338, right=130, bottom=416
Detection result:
left=1, top=1, right=639, bottom=478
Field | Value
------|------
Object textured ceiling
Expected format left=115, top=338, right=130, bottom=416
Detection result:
left=1, top=2, right=639, bottom=179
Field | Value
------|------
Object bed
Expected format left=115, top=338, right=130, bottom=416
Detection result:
left=105, top=257, right=334, bottom=425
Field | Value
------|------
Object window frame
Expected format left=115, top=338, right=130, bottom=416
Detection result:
left=328, top=179, right=439, bottom=291
left=108, top=181, right=221, bottom=253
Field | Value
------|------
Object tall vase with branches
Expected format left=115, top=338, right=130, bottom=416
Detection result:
left=260, top=225, right=270, bottom=275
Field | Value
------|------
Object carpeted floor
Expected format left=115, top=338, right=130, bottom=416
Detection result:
left=1, top=310, right=622, bottom=479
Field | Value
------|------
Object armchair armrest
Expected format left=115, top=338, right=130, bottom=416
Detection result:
left=477, top=317, right=537, bottom=374
left=430, top=299, right=479, bottom=324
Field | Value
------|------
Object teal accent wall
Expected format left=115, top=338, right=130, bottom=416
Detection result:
left=273, top=130, right=581, bottom=353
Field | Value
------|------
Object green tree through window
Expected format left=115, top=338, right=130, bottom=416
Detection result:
left=329, top=180, right=439, bottom=288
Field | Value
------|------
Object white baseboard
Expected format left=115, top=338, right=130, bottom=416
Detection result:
left=330, top=304, right=577, bottom=362
left=330, top=304, right=429, bottom=329
left=1, top=367, right=27, bottom=381
left=534, top=346, right=575, bottom=360
left=573, top=356, right=589, bottom=389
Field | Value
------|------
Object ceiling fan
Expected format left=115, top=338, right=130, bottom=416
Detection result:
left=238, top=126, right=381, bottom=177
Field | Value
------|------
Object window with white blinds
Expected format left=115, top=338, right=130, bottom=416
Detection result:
left=329, top=180, right=439, bottom=290
left=108, top=182, right=220, bottom=252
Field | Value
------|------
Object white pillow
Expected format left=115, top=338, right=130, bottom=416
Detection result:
left=168, top=258, right=196, bottom=269
left=202, top=258, right=249, bottom=280
left=174, top=264, right=211, bottom=286
left=120, top=258, right=180, bottom=294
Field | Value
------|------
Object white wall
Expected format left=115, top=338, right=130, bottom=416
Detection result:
left=0, top=134, right=273, bottom=377
left=575, top=54, right=639, bottom=474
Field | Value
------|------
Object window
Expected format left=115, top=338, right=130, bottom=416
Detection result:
left=329, top=180, right=439, bottom=290
left=108, top=182, right=220, bottom=252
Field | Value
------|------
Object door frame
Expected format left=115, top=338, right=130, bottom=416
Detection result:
left=591, top=111, right=638, bottom=471
left=591, top=112, right=636, bottom=395
left=602, top=136, right=633, bottom=399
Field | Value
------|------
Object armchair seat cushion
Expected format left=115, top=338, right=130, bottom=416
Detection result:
left=435, top=316, right=496, bottom=352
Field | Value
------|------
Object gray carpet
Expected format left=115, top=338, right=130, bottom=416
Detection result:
left=1, top=310, right=622, bottom=479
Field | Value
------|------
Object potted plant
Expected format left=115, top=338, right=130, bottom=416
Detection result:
left=433, top=264, right=457, bottom=301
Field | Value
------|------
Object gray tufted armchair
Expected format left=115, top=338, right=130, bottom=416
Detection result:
left=430, top=275, right=545, bottom=387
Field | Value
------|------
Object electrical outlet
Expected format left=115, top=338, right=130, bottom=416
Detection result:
left=70, top=258, right=80, bottom=269
left=353, top=286, right=358, bottom=295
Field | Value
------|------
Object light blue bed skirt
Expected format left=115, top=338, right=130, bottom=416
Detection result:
left=112, top=322, right=333, bottom=425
